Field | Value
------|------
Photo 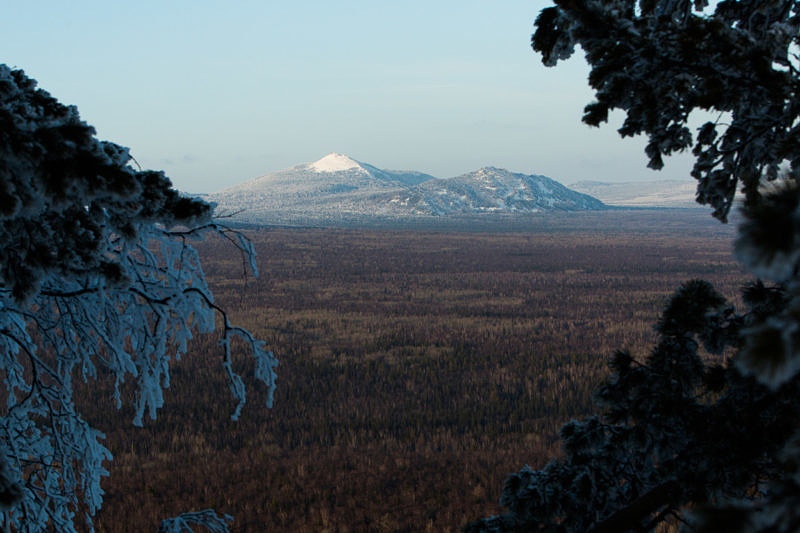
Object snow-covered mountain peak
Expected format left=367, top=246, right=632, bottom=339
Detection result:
left=309, top=153, right=362, bottom=173
left=472, top=166, right=510, bottom=179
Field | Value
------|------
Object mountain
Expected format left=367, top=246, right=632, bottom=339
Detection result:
left=379, top=167, right=605, bottom=215
left=218, top=152, right=433, bottom=199
left=209, top=153, right=606, bottom=225
left=569, top=180, right=698, bottom=208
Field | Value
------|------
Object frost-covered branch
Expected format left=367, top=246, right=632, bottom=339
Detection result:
left=158, top=509, right=233, bottom=533
left=471, top=3, right=800, bottom=531
left=0, top=64, right=276, bottom=532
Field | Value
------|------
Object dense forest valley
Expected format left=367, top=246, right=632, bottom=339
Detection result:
left=79, top=210, right=745, bottom=532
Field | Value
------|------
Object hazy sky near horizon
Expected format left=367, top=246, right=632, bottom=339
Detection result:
left=2, top=1, right=696, bottom=193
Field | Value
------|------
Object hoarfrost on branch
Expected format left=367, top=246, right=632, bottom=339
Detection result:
left=0, top=64, right=277, bottom=531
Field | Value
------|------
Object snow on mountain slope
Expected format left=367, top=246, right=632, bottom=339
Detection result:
left=309, top=152, right=361, bottom=173
left=381, top=167, right=606, bottom=215
left=209, top=155, right=606, bottom=224
left=217, top=153, right=433, bottom=198
left=209, top=153, right=439, bottom=224
left=570, top=180, right=699, bottom=208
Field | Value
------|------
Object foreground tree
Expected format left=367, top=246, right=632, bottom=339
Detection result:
left=0, top=65, right=277, bottom=531
left=468, top=1, right=800, bottom=531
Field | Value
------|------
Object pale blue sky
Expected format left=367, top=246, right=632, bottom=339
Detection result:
left=1, top=1, right=694, bottom=193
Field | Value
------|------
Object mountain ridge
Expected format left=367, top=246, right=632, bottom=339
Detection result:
left=209, top=153, right=607, bottom=225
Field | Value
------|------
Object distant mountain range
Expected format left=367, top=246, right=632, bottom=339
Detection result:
left=208, top=153, right=607, bottom=225
left=570, top=180, right=699, bottom=208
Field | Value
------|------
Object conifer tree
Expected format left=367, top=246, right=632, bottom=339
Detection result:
left=468, top=1, right=800, bottom=531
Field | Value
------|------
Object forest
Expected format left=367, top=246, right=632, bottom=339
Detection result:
left=69, top=209, right=746, bottom=532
